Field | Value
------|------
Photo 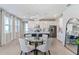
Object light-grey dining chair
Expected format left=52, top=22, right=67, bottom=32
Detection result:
left=19, top=38, right=35, bottom=55
left=36, top=38, right=53, bottom=55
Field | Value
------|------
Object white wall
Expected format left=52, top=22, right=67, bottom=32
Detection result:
left=58, top=5, right=79, bottom=45
left=57, top=18, right=64, bottom=43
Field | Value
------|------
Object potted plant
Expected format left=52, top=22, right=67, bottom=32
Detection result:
left=75, top=37, right=79, bottom=55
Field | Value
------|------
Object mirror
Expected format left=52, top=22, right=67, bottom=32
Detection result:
left=65, top=18, right=79, bottom=54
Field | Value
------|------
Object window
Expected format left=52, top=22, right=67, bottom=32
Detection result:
left=4, top=15, right=10, bottom=33
left=15, top=18, right=20, bottom=32
left=24, top=23, right=28, bottom=32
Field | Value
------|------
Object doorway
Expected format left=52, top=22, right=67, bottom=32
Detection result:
left=49, top=25, right=57, bottom=38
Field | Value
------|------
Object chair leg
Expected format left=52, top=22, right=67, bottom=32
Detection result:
left=29, top=42, right=31, bottom=45
left=48, top=50, right=51, bottom=55
left=25, top=52, right=27, bottom=55
left=44, top=52, right=46, bottom=55
left=20, top=51, right=23, bottom=55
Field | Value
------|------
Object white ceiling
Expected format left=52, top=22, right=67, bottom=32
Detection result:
left=0, top=4, right=67, bottom=19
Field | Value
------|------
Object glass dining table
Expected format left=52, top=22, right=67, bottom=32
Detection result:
left=25, top=37, right=44, bottom=47
left=24, top=32, right=50, bottom=39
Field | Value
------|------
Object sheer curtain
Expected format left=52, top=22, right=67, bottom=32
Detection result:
left=4, top=15, right=10, bottom=33
left=24, top=23, right=28, bottom=33
left=15, top=18, right=20, bottom=32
